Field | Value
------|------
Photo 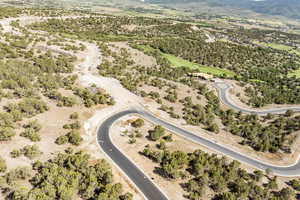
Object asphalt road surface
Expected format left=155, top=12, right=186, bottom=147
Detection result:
left=98, top=107, right=300, bottom=200
left=97, top=110, right=168, bottom=200
left=97, top=72, right=300, bottom=200
left=214, top=81, right=300, bottom=115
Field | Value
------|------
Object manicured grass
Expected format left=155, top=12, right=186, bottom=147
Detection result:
left=254, top=41, right=300, bottom=56
left=137, top=44, right=155, bottom=53
left=137, top=44, right=236, bottom=77
left=162, top=53, right=199, bottom=69
left=249, top=79, right=265, bottom=83
left=288, top=68, right=300, bottom=78
left=265, top=43, right=291, bottom=51
left=162, top=53, right=236, bottom=77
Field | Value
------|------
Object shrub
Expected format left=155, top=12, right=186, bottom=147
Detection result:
left=10, top=149, right=21, bottom=158
left=5, top=167, right=31, bottom=185
left=23, top=120, right=42, bottom=131
left=70, top=112, right=79, bottom=119
left=6, top=98, right=48, bottom=118
left=129, top=138, right=136, bottom=144
left=289, top=179, right=300, bottom=191
left=135, top=130, right=143, bottom=138
left=207, top=123, right=220, bottom=134
left=55, top=135, right=68, bottom=145
left=163, top=134, right=173, bottom=142
left=131, top=118, right=144, bottom=128
left=148, top=125, right=165, bottom=141
left=20, top=128, right=41, bottom=142
left=27, top=150, right=130, bottom=199
left=63, top=121, right=81, bottom=130
left=0, top=127, right=15, bottom=141
left=21, top=145, right=43, bottom=159
left=158, top=141, right=166, bottom=150
left=67, top=130, right=83, bottom=146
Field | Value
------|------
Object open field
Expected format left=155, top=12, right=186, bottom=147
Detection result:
left=254, top=41, right=300, bottom=56
left=162, top=53, right=236, bottom=77
left=138, top=44, right=236, bottom=77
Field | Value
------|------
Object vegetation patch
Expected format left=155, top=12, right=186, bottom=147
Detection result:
left=0, top=150, right=133, bottom=200
left=255, top=41, right=300, bottom=56
left=288, top=68, right=300, bottom=78
left=142, top=146, right=295, bottom=200
left=162, top=53, right=236, bottom=77
left=137, top=44, right=236, bottom=77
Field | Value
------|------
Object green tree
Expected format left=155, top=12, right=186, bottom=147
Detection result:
left=21, top=145, right=43, bottom=159
left=289, top=179, right=300, bottom=191
left=55, top=135, right=69, bottom=145
left=0, top=127, right=15, bottom=141
left=148, top=125, right=165, bottom=141
left=70, top=112, right=79, bottom=119
left=253, top=170, right=264, bottom=182
left=131, top=118, right=144, bottom=128
left=120, top=192, right=133, bottom=200
left=207, top=123, right=220, bottom=134
left=277, top=187, right=295, bottom=200
left=67, top=130, right=83, bottom=146
left=220, top=192, right=237, bottom=200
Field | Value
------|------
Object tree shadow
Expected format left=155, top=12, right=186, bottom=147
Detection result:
left=153, top=166, right=169, bottom=179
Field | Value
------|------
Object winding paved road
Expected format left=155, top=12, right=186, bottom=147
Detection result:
left=96, top=54, right=300, bottom=200
left=214, top=81, right=300, bottom=115
left=98, top=110, right=168, bottom=200
left=4, top=15, right=300, bottom=199
left=98, top=106, right=300, bottom=200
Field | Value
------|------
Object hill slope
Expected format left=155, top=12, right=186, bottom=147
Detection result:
left=146, top=0, right=300, bottom=19
left=1, top=0, right=300, bottom=19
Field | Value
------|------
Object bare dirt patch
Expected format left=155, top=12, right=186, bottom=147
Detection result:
left=109, top=41, right=158, bottom=68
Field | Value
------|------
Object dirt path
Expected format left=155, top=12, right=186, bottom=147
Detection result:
left=2, top=14, right=300, bottom=199
left=75, top=42, right=141, bottom=136
left=0, top=15, right=144, bottom=200
left=0, top=15, right=140, bottom=135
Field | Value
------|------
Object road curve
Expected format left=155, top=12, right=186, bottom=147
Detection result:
left=97, top=109, right=168, bottom=200
left=0, top=15, right=166, bottom=200
left=8, top=15, right=300, bottom=197
left=214, top=81, right=300, bottom=115
left=98, top=108, right=300, bottom=181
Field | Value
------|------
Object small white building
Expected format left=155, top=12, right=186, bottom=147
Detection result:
left=188, top=72, right=213, bottom=80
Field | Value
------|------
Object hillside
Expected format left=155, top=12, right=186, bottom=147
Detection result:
left=146, top=0, right=300, bottom=19
left=0, top=6, right=300, bottom=200
left=1, top=0, right=300, bottom=20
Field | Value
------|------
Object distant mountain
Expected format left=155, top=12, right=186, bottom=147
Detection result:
left=249, top=0, right=300, bottom=19
left=145, top=0, right=300, bottom=19
left=1, top=0, right=299, bottom=19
